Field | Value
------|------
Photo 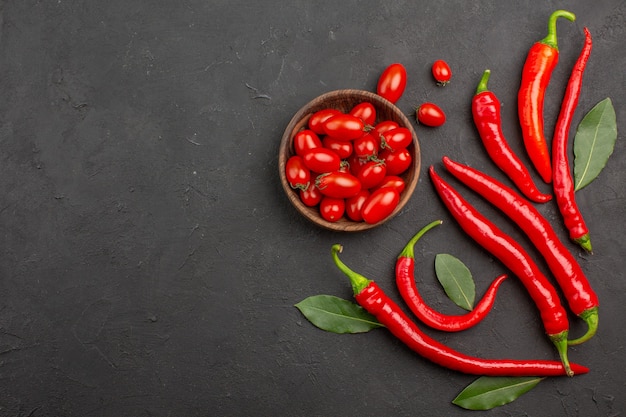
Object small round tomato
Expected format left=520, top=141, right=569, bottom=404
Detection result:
left=377, top=63, right=407, bottom=104
left=353, top=132, right=379, bottom=159
left=285, top=155, right=310, bottom=190
left=294, top=129, right=322, bottom=156
left=319, top=196, right=345, bottom=222
left=372, top=120, right=399, bottom=136
left=316, top=171, right=361, bottom=199
left=361, top=187, right=400, bottom=224
left=381, top=127, right=412, bottom=151
left=349, top=102, right=377, bottom=126
left=345, top=190, right=370, bottom=222
left=432, top=60, right=452, bottom=86
left=380, top=148, right=412, bottom=176
left=322, top=114, right=365, bottom=140
left=308, top=108, right=342, bottom=134
left=372, top=175, right=405, bottom=193
left=299, top=183, right=322, bottom=207
left=322, top=136, right=353, bottom=159
left=357, top=160, right=387, bottom=189
left=416, top=103, right=446, bottom=127
left=302, top=148, right=342, bottom=174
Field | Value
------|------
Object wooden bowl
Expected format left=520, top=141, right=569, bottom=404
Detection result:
left=279, top=89, right=421, bottom=232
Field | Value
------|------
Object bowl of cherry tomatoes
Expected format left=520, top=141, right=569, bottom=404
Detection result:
left=279, top=89, right=421, bottom=232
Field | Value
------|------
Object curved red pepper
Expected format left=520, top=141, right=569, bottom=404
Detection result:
left=396, top=220, right=508, bottom=332
left=332, top=244, right=588, bottom=377
left=518, top=10, right=576, bottom=183
left=442, top=156, right=599, bottom=345
left=473, top=69, right=552, bottom=203
left=553, top=28, right=593, bottom=253
left=429, top=166, right=573, bottom=375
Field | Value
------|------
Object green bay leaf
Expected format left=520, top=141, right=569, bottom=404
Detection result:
left=452, top=376, right=544, bottom=410
left=574, top=98, right=617, bottom=191
left=295, top=295, right=383, bottom=334
left=434, top=253, right=475, bottom=311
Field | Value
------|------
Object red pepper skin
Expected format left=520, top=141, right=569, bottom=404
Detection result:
left=553, top=28, right=593, bottom=254
left=518, top=10, right=576, bottom=184
left=332, top=245, right=588, bottom=377
left=442, top=156, right=599, bottom=345
left=473, top=69, right=552, bottom=203
left=429, top=166, right=573, bottom=375
left=396, top=220, right=508, bottom=332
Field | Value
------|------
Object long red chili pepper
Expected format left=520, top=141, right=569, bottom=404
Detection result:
left=518, top=10, right=576, bottom=183
left=442, top=156, right=599, bottom=346
left=553, top=27, right=593, bottom=253
left=396, top=220, right=508, bottom=332
left=473, top=69, right=552, bottom=203
left=428, top=166, right=573, bottom=375
left=331, top=244, right=587, bottom=377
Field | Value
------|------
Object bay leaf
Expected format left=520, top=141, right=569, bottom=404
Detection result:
left=574, top=98, right=617, bottom=191
left=452, top=376, right=544, bottom=410
left=295, top=295, right=383, bottom=334
left=434, top=253, right=475, bottom=311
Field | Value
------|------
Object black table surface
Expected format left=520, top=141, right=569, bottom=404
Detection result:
left=1, top=1, right=625, bottom=416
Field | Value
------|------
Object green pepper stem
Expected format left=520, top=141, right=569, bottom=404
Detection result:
left=575, top=234, right=593, bottom=254
left=549, top=331, right=574, bottom=376
left=331, top=244, right=372, bottom=295
left=398, top=220, right=443, bottom=260
left=540, top=10, right=576, bottom=49
left=475, top=69, right=491, bottom=95
left=568, top=307, right=599, bottom=345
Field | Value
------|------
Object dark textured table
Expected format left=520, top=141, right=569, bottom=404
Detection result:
left=1, top=1, right=624, bottom=416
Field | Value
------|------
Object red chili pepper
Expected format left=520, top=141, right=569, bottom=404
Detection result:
left=553, top=28, right=593, bottom=253
left=429, top=166, right=573, bottom=375
left=473, top=69, right=552, bottom=203
left=442, top=156, right=599, bottom=345
left=396, top=220, right=508, bottom=332
left=331, top=244, right=587, bottom=377
left=518, top=10, right=576, bottom=184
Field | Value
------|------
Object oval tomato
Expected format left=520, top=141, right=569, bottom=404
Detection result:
left=308, top=108, right=342, bottom=134
left=357, top=160, right=387, bottom=189
left=285, top=155, right=310, bottom=190
left=353, top=132, right=379, bottom=159
left=294, top=129, right=322, bottom=156
left=372, top=175, right=405, bottom=193
left=372, top=120, right=399, bottom=136
left=381, top=127, right=412, bottom=151
left=345, top=190, right=370, bottom=222
left=347, top=153, right=367, bottom=177
left=302, top=148, right=341, bottom=173
left=349, top=102, right=376, bottom=125
left=322, top=114, right=365, bottom=140
left=299, top=183, right=322, bottom=207
left=316, top=171, right=361, bottom=199
left=416, top=103, right=446, bottom=127
left=322, top=136, right=353, bottom=159
left=361, top=188, right=400, bottom=224
left=377, top=63, right=407, bottom=104
left=319, top=196, right=345, bottom=222
left=380, top=148, right=412, bottom=176
left=432, top=60, right=452, bottom=86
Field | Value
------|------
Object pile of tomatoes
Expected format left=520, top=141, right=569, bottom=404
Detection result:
left=285, top=102, right=414, bottom=224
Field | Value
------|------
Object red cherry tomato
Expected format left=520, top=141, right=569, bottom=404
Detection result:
left=357, top=160, right=387, bottom=189
left=361, top=187, right=400, bottom=224
left=432, top=60, right=452, bottom=86
left=308, top=108, right=342, bottom=135
left=319, top=196, right=345, bottom=222
left=294, top=129, right=322, bottom=156
left=345, top=190, right=370, bottom=221
left=381, top=127, right=413, bottom=151
left=299, top=184, right=322, bottom=207
left=380, top=148, right=412, bottom=176
left=349, top=102, right=377, bottom=125
left=353, top=132, right=379, bottom=159
left=376, top=63, right=407, bottom=104
left=372, top=120, right=399, bottom=136
left=285, top=155, right=311, bottom=190
left=373, top=175, right=406, bottom=193
left=322, top=136, right=353, bottom=159
left=316, top=171, right=361, bottom=199
left=322, top=114, right=365, bottom=140
left=302, top=148, right=342, bottom=173
left=347, top=153, right=367, bottom=177
left=416, top=103, right=446, bottom=127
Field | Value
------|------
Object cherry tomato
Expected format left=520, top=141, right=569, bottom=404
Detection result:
left=361, top=187, right=400, bottom=224
left=376, top=63, right=407, bottom=104
left=372, top=120, right=399, bottom=136
left=416, top=103, right=446, bottom=127
left=357, top=160, right=387, bottom=189
left=372, top=175, right=406, bottom=193
left=316, top=171, right=361, bottom=199
left=432, top=60, right=452, bottom=86
left=349, top=102, right=376, bottom=126
left=345, top=190, right=370, bottom=222
left=353, top=132, right=379, bottom=159
left=299, top=183, right=322, bottom=207
left=285, top=155, right=311, bottom=190
left=319, top=196, right=345, bottom=222
left=322, top=114, right=365, bottom=140
left=381, top=127, right=412, bottom=151
left=302, top=148, right=342, bottom=173
left=308, top=108, right=342, bottom=134
left=380, top=148, right=412, bottom=176
left=294, top=129, right=322, bottom=156
left=322, top=136, right=353, bottom=159
left=347, top=153, right=367, bottom=177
